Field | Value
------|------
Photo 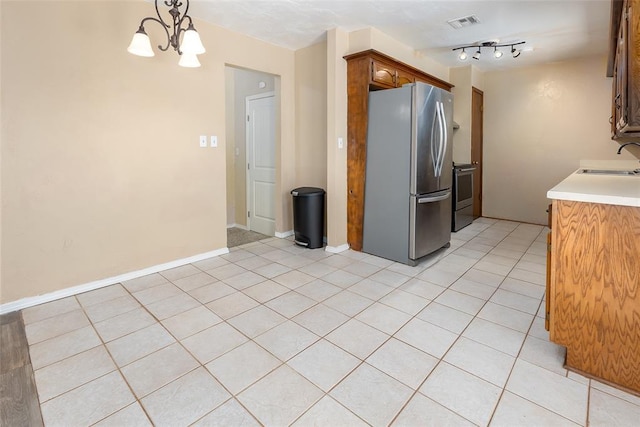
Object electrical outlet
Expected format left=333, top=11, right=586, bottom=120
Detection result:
left=199, top=135, right=207, bottom=147
left=210, top=135, right=217, bottom=147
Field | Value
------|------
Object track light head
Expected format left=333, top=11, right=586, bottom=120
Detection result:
left=472, top=49, right=481, bottom=60
left=493, top=47, right=503, bottom=59
left=511, top=46, right=521, bottom=58
left=458, top=48, right=468, bottom=61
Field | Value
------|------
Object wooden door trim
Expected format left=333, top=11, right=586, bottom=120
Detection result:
left=471, top=87, right=483, bottom=218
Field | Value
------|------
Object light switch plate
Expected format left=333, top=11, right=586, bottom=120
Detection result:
left=210, top=136, right=217, bottom=147
left=199, top=135, right=207, bottom=147
left=338, top=137, right=344, bottom=149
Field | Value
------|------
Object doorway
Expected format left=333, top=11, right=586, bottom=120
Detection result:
left=471, top=87, right=484, bottom=218
left=246, top=92, right=276, bottom=236
left=224, top=66, right=277, bottom=242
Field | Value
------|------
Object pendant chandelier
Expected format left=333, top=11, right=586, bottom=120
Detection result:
left=127, top=0, right=206, bottom=68
left=453, top=41, right=525, bottom=61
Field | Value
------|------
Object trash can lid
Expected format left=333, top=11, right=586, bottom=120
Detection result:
left=291, top=187, right=325, bottom=196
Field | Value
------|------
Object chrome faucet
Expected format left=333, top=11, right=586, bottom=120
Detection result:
left=617, top=142, right=640, bottom=154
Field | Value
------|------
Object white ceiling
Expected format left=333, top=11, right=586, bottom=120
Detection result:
left=188, top=0, right=612, bottom=71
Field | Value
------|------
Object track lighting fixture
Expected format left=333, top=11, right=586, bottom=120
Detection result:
left=127, top=0, right=206, bottom=68
left=453, top=41, right=525, bottom=61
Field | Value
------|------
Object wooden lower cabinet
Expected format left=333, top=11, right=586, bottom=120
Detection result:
left=549, top=199, right=640, bottom=393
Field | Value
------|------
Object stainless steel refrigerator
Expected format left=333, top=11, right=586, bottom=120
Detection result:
left=362, top=82, right=453, bottom=265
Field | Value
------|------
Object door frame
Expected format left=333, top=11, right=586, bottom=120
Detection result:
left=471, top=87, right=484, bottom=218
left=245, top=91, right=276, bottom=234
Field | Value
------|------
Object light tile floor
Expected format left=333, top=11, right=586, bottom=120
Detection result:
left=22, top=218, right=640, bottom=426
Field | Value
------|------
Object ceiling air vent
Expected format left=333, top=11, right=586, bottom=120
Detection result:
left=447, top=15, right=481, bottom=29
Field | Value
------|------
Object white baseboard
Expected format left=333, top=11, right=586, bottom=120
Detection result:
left=275, top=230, right=294, bottom=239
left=325, top=243, right=350, bottom=253
left=0, top=247, right=230, bottom=315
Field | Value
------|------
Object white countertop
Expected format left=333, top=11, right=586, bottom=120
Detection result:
left=547, top=160, right=640, bottom=207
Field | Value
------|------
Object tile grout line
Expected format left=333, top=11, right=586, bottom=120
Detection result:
left=20, top=220, right=637, bottom=426
left=386, top=222, right=537, bottom=426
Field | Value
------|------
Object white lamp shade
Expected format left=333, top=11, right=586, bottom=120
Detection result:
left=127, top=31, right=154, bottom=57
left=178, top=53, right=201, bottom=68
left=181, top=29, right=206, bottom=55
left=458, top=51, right=468, bottom=61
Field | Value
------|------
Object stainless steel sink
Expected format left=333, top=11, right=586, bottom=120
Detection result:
left=578, top=169, right=640, bottom=176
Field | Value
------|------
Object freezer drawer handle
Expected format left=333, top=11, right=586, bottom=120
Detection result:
left=418, top=192, right=451, bottom=203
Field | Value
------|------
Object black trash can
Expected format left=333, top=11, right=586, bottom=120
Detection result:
left=291, top=187, right=325, bottom=249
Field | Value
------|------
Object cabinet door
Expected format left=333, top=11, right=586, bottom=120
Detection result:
left=616, top=6, right=628, bottom=132
left=396, top=70, right=415, bottom=87
left=371, top=60, right=396, bottom=88
left=613, top=0, right=640, bottom=138
left=627, top=0, right=640, bottom=130
left=612, top=41, right=622, bottom=136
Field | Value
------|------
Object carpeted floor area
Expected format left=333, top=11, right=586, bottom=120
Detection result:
left=227, top=227, right=270, bottom=248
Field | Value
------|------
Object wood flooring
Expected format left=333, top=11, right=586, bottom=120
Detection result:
left=0, top=311, right=43, bottom=426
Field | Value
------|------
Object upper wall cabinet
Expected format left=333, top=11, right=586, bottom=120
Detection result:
left=371, top=58, right=417, bottom=89
left=610, top=0, right=640, bottom=141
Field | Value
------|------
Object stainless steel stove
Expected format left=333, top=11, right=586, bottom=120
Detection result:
left=452, top=163, right=475, bottom=231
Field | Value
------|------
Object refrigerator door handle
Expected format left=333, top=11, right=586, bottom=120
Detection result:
left=417, top=191, right=451, bottom=203
left=439, top=102, right=448, bottom=176
left=433, top=102, right=444, bottom=177
left=435, top=102, right=447, bottom=176
left=430, top=109, right=438, bottom=174
left=433, top=101, right=446, bottom=178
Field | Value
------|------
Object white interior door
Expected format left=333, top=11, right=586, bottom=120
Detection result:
left=246, top=93, right=276, bottom=236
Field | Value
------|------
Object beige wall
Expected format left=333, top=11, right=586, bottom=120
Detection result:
left=348, top=28, right=449, bottom=82
left=326, top=29, right=349, bottom=249
left=224, top=67, right=236, bottom=226
left=295, top=43, right=328, bottom=193
left=1, top=1, right=296, bottom=304
left=1, top=3, right=457, bottom=305
left=451, top=67, right=473, bottom=164
left=225, top=67, right=276, bottom=227
left=482, top=55, right=635, bottom=224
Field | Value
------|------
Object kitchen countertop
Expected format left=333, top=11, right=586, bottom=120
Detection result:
left=547, top=160, right=640, bottom=207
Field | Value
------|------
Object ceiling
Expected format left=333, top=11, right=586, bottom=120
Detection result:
left=188, top=0, right=612, bottom=71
